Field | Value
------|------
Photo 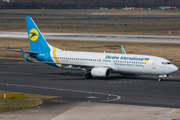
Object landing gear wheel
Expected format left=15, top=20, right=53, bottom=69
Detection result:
left=158, top=78, right=162, bottom=82
left=85, top=73, right=92, bottom=79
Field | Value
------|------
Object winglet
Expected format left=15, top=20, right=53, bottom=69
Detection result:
left=120, top=45, right=126, bottom=54
left=21, top=48, right=31, bottom=61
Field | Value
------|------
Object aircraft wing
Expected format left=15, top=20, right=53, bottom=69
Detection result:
left=23, top=60, right=110, bottom=71
left=58, top=63, right=95, bottom=70
left=20, top=48, right=112, bottom=71
left=39, top=62, right=110, bottom=71
left=59, top=63, right=111, bottom=71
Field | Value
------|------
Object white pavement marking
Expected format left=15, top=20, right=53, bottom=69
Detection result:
left=86, top=96, right=98, bottom=99
left=166, top=109, right=177, bottom=115
left=0, top=82, right=121, bottom=102
left=1, top=32, right=180, bottom=43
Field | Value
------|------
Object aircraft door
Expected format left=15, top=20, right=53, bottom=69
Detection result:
left=152, top=60, right=156, bottom=69
left=101, top=59, right=105, bottom=64
left=98, top=58, right=102, bottom=64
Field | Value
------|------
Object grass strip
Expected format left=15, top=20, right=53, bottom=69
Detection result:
left=0, top=90, right=61, bottom=112
left=1, top=37, right=180, bottom=63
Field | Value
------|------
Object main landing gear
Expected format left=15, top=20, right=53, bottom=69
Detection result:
left=85, top=72, right=92, bottom=79
left=158, top=78, right=162, bottom=82
left=158, top=75, right=169, bottom=82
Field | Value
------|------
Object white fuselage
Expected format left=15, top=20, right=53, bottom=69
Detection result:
left=50, top=49, right=178, bottom=76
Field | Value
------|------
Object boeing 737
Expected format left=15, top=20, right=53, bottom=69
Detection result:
left=17, top=16, right=178, bottom=82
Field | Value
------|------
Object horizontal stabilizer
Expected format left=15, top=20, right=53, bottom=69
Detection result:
left=27, top=51, right=38, bottom=54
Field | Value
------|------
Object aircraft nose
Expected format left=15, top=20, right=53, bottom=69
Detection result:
left=171, top=65, right=178, bottom=73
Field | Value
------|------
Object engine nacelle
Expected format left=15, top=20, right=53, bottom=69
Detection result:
left=91, top=67, right=111, bottom=77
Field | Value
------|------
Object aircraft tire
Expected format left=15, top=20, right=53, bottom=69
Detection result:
left=158, top=78, right=162, bottom=82
left=85, top=73, right=92, bottom=79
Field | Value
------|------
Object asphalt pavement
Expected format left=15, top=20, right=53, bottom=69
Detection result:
left=1, top=32, right=180, bottom=43
left=1, top=59, right=180, bottom=120
left=0, top=59, right=180, bottom=108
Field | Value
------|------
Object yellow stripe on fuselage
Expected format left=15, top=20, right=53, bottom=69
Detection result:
left=52, top=46, right=66, bottom=69
left=52, top=46, right=60, bottom=63
left=144, top=60, right=149, bottom=61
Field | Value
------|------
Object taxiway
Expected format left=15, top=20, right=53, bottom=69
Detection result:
left=0, top=59, right=180, bottom=108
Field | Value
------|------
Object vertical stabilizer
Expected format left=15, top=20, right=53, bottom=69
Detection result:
left=25, top=16, right=50, bottom=52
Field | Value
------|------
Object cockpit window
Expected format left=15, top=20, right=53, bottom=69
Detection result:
left=162, top=62, right=172, bottom=65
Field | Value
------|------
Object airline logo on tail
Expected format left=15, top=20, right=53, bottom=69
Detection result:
left=29, top=28, right=39, bottom=41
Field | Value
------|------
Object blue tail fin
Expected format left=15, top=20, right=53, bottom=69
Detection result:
left=25, top=16, right=50, bottom=52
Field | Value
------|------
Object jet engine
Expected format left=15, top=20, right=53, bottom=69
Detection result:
left=91, top=67, right=111, bottom=77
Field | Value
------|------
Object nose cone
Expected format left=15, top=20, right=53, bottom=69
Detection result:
left=171, top=65, right=178, bottom=73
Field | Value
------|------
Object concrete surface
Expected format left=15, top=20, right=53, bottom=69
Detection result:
left=51, top=102, right=180, bottom=120
left=0, top=101, right=180, bottom=120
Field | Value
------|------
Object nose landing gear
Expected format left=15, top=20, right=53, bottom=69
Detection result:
left=158, top=75, right=168, bottom=82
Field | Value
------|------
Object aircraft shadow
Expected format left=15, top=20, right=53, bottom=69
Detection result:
left=46, top=72, right=180, bottom=83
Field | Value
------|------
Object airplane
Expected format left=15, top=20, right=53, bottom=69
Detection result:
left=17, top=16, right=178, bottom=82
